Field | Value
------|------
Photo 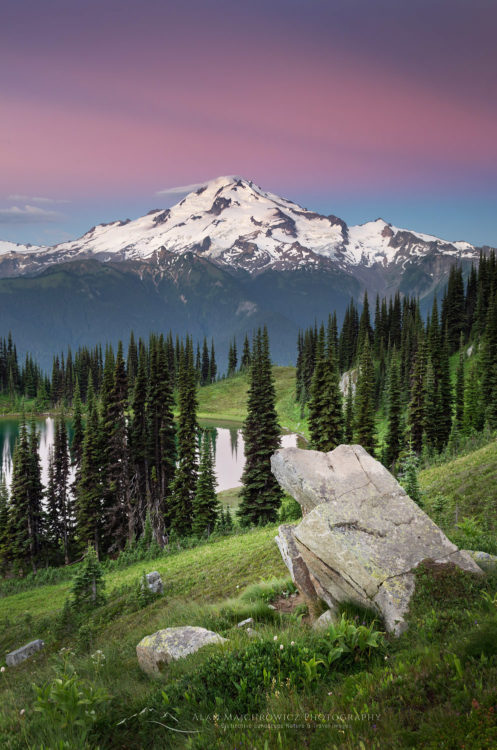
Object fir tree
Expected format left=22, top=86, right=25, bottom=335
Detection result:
left=0, top=477, right=10, bottom=572
left=454, top=336, right=465, bottom=430
left=237, top=328, right=282, bottom=525
left=169, top=337, right=198, bottom=535
left=344, top=376, right=354, bottom=443
left=209, top=339, right=217, bottom=383
left=308, top=327, right=343, bottom=451
left=201, top=337, right=210, bottom=385
left=354, top=337, right=376, bottom=455
left=384, top=354, right=403, bottom=468
left=75, top=375, right=104, bottom=556
left=8, top=417, right=43, bottom=572
left=192, top=431, right=219, bottom=536
left=399, top=443, right=422, bottom=506
left=241, top=334, right=251, bottom=371
left=407, top=337, right=427, bottom=453
left=70, top=544, right=106, bottom=608
left=71, top=379, right=84, bottom=467
left=464, top=358, right=483, bottom=433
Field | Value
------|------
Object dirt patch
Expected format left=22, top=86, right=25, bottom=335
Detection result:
left=270, top=592, right=309, bottom=620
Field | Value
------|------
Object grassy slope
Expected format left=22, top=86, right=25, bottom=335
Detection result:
left=420, top=440, right=497, bottom=525
left=2, top=442, right=497, bottom=747
left=196, top=366, right=308, bottom=437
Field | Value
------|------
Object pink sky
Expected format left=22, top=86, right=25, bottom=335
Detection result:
left=1, top=0, right=496, bottom=244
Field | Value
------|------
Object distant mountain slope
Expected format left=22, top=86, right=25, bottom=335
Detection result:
left=0, top=176, right=490, bottom=367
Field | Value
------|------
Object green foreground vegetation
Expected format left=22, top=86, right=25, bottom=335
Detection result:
left=1, top=440, right=497, bottom=749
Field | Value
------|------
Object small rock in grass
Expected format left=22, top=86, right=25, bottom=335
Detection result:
left=6, top=639, right=45, bottom=667
left=237, top=617, right=254, bottom=628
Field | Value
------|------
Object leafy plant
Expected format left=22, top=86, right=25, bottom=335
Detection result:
left=31, top=672, right=110, bottom=749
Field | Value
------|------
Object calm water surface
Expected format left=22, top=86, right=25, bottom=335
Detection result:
left=0, top=417, right=304, bottom=493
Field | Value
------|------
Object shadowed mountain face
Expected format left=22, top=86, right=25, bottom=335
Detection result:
left=0, top=177, right=488, bottom=368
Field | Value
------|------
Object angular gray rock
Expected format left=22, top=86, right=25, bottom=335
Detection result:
left=136, top=626, right=226, bottom=675
left=143, top=571, right=163, bottom=595
left=271, top=444, right=483, bottom=635
left=6, top=639, right=45, bottom=667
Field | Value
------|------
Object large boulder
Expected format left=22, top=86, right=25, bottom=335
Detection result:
left=6, top=639, right=45, bottom=667
left=271, top=445, right=483, bottom=635
left=136, top=626, right=226, bottom=675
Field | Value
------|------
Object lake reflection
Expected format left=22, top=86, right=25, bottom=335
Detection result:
left=0, top=417, right=303, bottom=493
left=200, top=420, right=304, bottom=492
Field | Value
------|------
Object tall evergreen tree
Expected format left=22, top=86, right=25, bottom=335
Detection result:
left=384, top=354, right=403, bottom=468
left=238, top=328, right=282, bottom=525
left=8, top=417, right=43, bottom=572
left=344, top=376, right=354, bottom=443
left=308, top=327, right=343, bottom=451
left=75, top=375, right=104, bottom=556
left=169, top=337, right=198, bottom=535
left=192, top=431, right=219, bottom=536
left=354, top=337, right=376, bottom=455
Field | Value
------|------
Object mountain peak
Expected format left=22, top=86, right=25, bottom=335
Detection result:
left=0, top=178, right=482, bottom=278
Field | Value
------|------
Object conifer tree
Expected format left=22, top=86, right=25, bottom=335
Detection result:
left=209, top=339, right=217, bottom=383
left=75, top=374, right=104, bottom=556
left=407, top=337, right=427, bottom=453
left=48, top=414, right=72, bottom=563
left=70, top=544, right=106, bottom=608
left=127, top=331, right=138, bottom=390
left=400, top=442, right=422, bottom=506
left=170, top=337, right=198, bottom=535
left=241, top=334, right=251, bottom=371
left=0, top=477, right=10, bottom=572
left=192, top=431, right=219, bottom=535
left=101, top=341, right=129, bottom=551
left=423, top=357, right=440, bottom=450
left=308, top=327, right=343, bottom=451
left=8, top=417, right=43, bottom=572
left=148, top=339, right=176, bottom=538
left=354, top=337, right=376, bottom=455
left=454, top=336, right=465, bottom=430
left=344, top=376, right=354, bottom=443
left=129, top=347, right=149, bottom=530
left=384, top=354, right=403, bottom=468
left=228, top=338, right=238, bottom=376
left=71, top=378, right=84, bottom=468
left=201, top=337, right=210, bottom=385
left=464, top=359, right=483, bottom=433
left=238, top=328, right=282, bottom=525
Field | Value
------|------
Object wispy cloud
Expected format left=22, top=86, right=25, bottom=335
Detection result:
left=155, top=181, right=207, bottom=197
left=7, top=194, right=70, bottom=204
left=0, top=205, right=65, bottom=224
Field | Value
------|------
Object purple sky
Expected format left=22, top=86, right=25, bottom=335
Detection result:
left=1, top=0, right=496, bottom=246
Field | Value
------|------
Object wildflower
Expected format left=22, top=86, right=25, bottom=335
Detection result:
left=384, top=655, right=389, bottom=660
left=20, top=709, right=25, bottom=717
left=1, top=666, right=5, bottom=673
left=279, top=644, right=284, bottom=651
left=328, top=691, right=333, bottom=696
left=290, top=641, right=295, bottom=646
left=273, top=635, right=278, bottom=641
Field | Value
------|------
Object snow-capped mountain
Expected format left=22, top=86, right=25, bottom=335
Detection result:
left=0, top=176, right=481, bottom=279
left=0, top=176, right=489, bottom=370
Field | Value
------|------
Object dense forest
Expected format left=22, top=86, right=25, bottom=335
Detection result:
left=0, top=251, right=496, bottom=576
left=0, top=326, right=279, bottom=575
left=297, top=252, right=497, bottom=463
